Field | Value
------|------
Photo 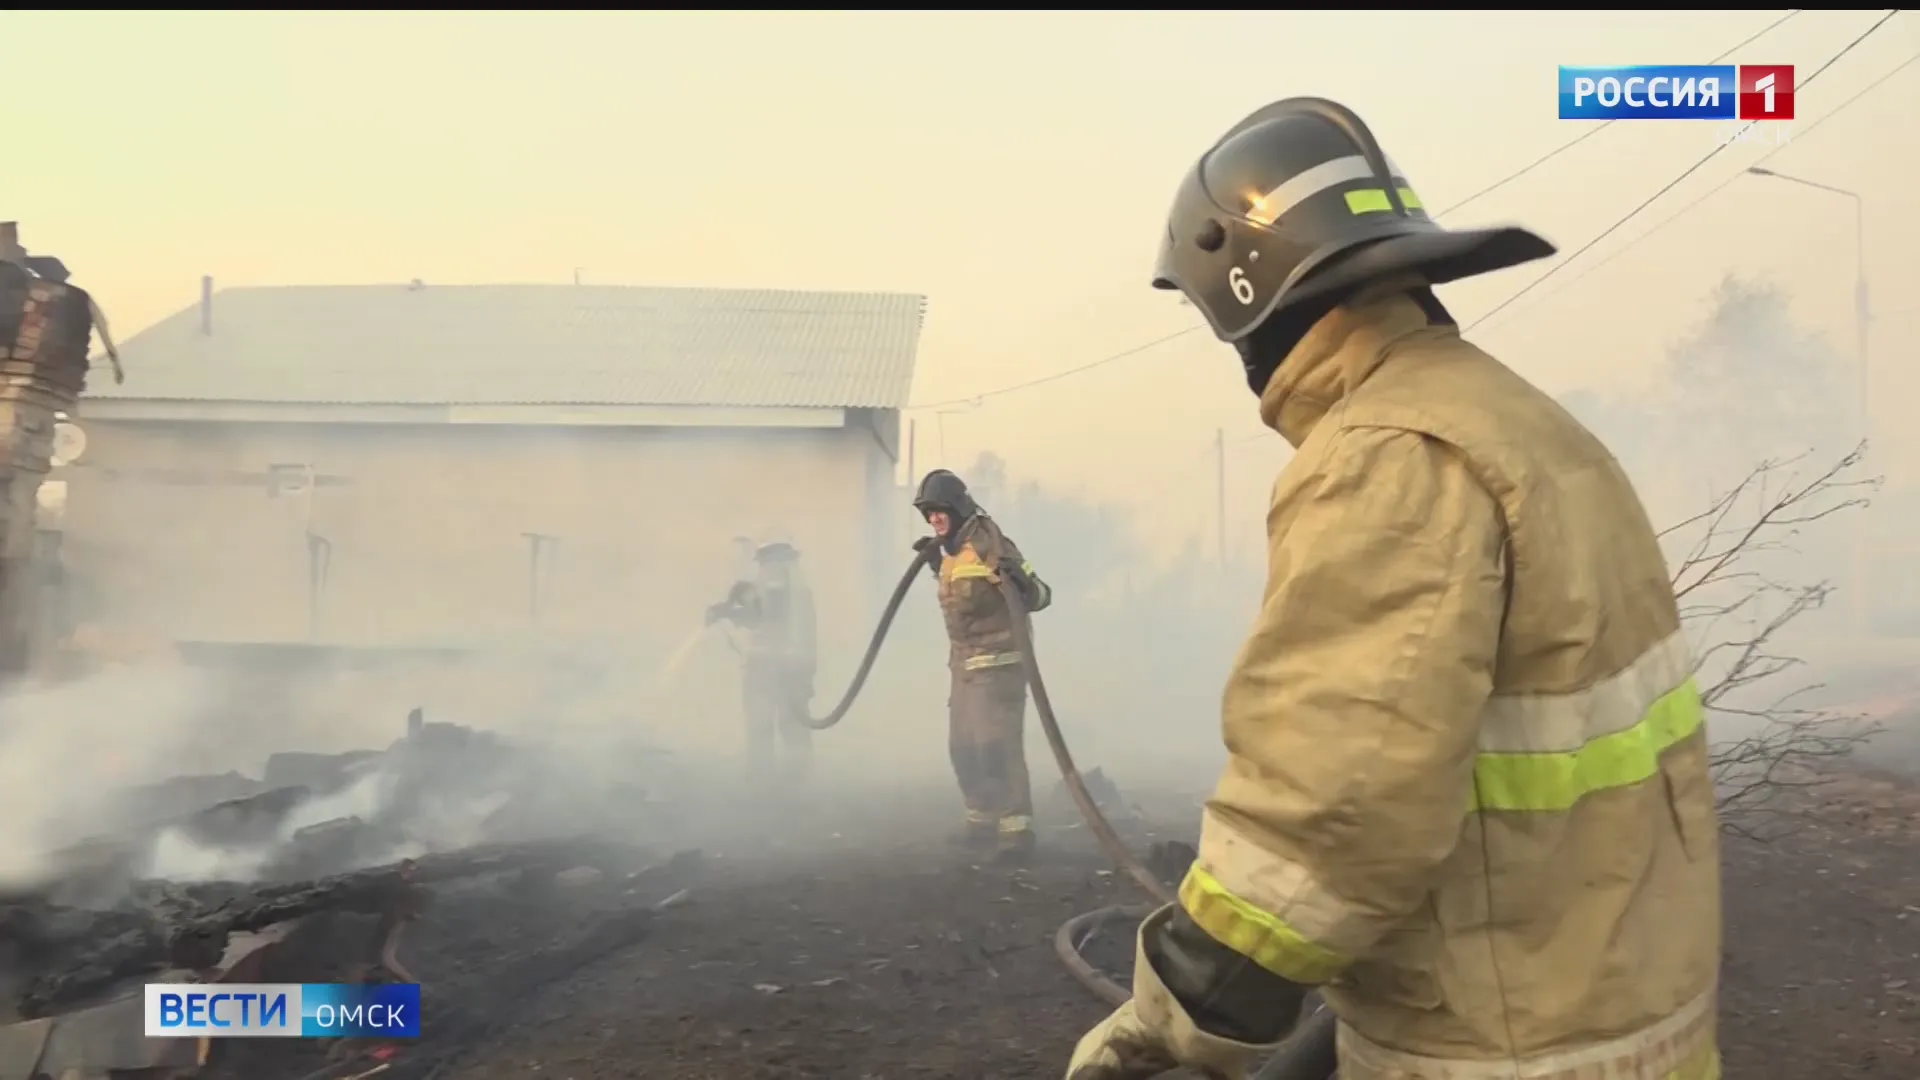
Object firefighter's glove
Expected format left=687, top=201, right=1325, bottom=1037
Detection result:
left=999, top=559, right=1051, bottom=613
left=1065, top=904, right=1296, bottom=1080
left=704, top=602, right=730, bottom=627
left=999, top=559, right=1035, bottom=603
left=912, top=535, right=942, bottom=577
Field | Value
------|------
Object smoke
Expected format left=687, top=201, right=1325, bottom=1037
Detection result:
left=0, top=660, right=232, bottom=886
left=28, top=299, right=1905, bottom=894
left=1562, top=274, right=1919, bottom=773
left=144, top=828, right=274, bottom=883
left=139, top=766, right=438, bottom=884
left=0, top=414, right=1061, bottom=879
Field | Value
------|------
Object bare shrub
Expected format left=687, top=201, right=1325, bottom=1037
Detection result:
left=1661, top=442, right=1883, bottom=840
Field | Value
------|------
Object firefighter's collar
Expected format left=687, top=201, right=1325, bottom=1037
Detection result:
left=1258, top=278, right=1442, bottom=447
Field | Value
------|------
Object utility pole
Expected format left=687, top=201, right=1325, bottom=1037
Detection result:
left=1854, top=195, right=1869, bottom=436
left=522, top=533, right=558, bottom=628
left=294, top=465, right=327, bottom=640
left=1214, top=427, right=1227, bottom=569
left=305, top=533, right=331, bottom=640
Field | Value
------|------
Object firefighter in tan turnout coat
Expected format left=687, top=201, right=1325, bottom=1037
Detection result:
left=912, top=469, right=1053, bottom=863
left=1067, top=99, right=1722, bottom=1080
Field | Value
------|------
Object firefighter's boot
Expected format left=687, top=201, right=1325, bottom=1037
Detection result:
left=992, top=818, right=1037, bottom=865
left=949, top=816, right=997, bottom=852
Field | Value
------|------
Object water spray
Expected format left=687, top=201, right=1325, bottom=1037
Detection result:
left=650, top=624, right=722, bottom=697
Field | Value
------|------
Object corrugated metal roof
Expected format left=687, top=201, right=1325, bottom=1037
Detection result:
left=88, top=283, right=927, bottom=409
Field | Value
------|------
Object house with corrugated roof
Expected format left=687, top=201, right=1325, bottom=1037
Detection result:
left=56, top=278, right=926, bottom=657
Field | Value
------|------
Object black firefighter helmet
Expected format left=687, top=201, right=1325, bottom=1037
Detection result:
left=1153, top=98, right=1556, bottom=386
left=912, top=469, right=979, bottom=523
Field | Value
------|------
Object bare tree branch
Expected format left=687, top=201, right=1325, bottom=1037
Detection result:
left=1663, top=442, right=1886, bottom=842
left=1663, top=443, right=1876, bottom=603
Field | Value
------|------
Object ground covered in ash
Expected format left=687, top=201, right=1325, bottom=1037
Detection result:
left=223, top=772, right=1919, bottom=1080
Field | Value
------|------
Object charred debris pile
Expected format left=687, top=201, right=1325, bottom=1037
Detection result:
left=0, top=710, right=702, bottom=1080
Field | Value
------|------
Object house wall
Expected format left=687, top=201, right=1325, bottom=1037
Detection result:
left=54, top=412, right=899, bottom=660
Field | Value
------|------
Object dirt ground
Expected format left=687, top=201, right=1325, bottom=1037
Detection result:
left=244, top=770, right=1920, bottom=1080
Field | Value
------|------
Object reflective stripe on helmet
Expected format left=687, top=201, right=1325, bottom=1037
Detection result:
left=1246, top=153, right=1412, bottom=226
left=1345, top=186, right=1427, bottom=215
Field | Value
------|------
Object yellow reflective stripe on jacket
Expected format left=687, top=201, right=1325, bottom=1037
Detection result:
left=1472, top=677, right=1704, bottom=813
left=1674, top=1044, right=1722, bottom=1080
left=962, top=651, right=1022, bottom=670
left=1182, top=635, right=1704, bottom=986
left=1178, top=865, right=1351, bottom=984
left=949, top=558, right=1042, bottom=583
left=1479, top=631, right=1694, bottom=754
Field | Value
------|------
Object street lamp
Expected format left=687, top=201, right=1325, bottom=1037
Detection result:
left=1744, top=166, right=1870, bottom=440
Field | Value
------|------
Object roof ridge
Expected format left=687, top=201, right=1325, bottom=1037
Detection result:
left=86, top=283, right=929, bottom=410
left=198, top=282, right=926, bottom=298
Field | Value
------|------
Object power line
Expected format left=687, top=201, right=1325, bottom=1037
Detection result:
left=1464, top=8, right=1905, bottom=332
left=909, top=326, right=1201, bottom=410
left=1473, top=48, right=1919, bottom=333
left=905, top=10, right=1810, bottom=412
left=1154, top=28, right=1904, bottom=515
left=1434, top=8, right=1804, bottom=221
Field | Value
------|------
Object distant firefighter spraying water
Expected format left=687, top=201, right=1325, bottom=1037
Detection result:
left=706, top=530, right=818, bottom=786
left=911, top=469, right=1053, bottom=864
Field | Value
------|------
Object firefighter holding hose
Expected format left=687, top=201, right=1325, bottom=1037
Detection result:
left=1067, top=99, right=1721, bottom=1079
left=912, top=469, right=1053, bottom=864
left=707, top=530, right=818, bottom=786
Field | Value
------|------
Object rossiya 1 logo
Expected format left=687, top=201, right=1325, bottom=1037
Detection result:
left=1557, top=64, right=1795, bottom=122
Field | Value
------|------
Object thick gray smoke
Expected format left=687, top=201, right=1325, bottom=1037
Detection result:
left=1561, top=275, right=1914, bottom=776
left=0, top=662, right=230, bottom=885
left=13, top=273, right=1909, bottom=894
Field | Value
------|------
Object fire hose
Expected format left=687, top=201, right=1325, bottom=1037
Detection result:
left=798, top=549, right=1338, bottom=1080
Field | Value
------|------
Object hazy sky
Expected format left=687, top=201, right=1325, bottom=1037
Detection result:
left=10, top=10, right=1916, bottom=558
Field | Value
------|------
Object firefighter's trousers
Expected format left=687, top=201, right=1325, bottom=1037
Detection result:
left=743, top=658, right=813, bottom=784
left=947, top=662, right=1033, bottom=835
